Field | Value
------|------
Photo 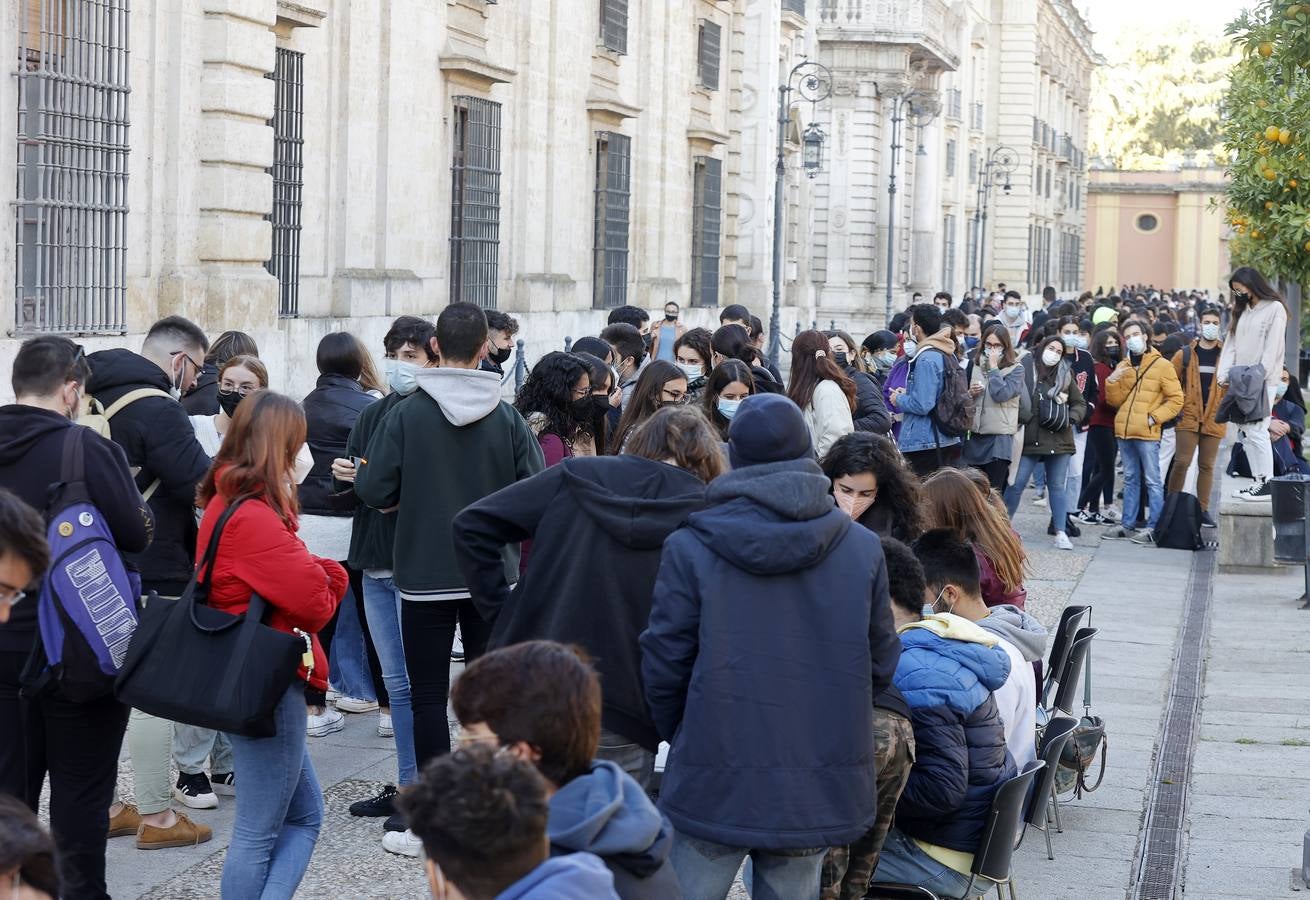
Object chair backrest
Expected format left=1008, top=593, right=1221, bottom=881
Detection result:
left=972, top=760, right=1046, bottom=882
left=1027, top=715, right=1078, bottom=829
left=863, top=886, right=942, bottom=900
left=1042, top=605, right=1090, bottom=704
left=1051, top=627, right=1098, bottom=714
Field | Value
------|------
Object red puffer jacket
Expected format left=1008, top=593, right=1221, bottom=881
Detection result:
left=196, top=489, right=347, bottom=691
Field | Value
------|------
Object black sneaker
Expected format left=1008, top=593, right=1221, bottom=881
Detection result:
left=1064, top=515, right=1081, bottom=538
left=1234, top=480, right=1273, bottom=501
left=211, top=771, right=236, bottom=797
left=384, top=812, right=406, bottom=833
left=1201, top=510, right=1217, bottom=528
left=174, top=772, right=217, bottom=810
left=350, top=784, right=398, bottom=818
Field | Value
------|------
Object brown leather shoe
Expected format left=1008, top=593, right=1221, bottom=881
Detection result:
left=136, top=812, right=213, bottom=850
left=108, top=803, right=141, bottom=838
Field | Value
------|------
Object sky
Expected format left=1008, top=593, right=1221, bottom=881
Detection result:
left=1084, top=0, right=1253, bottom=50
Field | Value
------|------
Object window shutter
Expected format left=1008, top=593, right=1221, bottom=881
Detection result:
left=600, top=0, right=628, bottom=55
left=266, top=48, right=305, bottom=318
left=698, top=21, right=721, bottom=91
left=594, top=133, right=632, bottom=309
left=450, top=96, right=503, bottom=309
left=692, top=157, right=722, bottom=307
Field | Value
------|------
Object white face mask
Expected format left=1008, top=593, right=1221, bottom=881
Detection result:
left=902, top=339, right=919, bottom=357
left=1042, top=348, right=1063, bottom=367
left=384, top=358, right=420, bottom=396
left=1201, top=323, right=1220, bottom=342
left=292, top=444, right=314, bottom=485
left=1004, top=305, right=1025, bottom=322
left=1126, top=335, right=1148, bottom=356
left=678, top=361, right=704, bottom=381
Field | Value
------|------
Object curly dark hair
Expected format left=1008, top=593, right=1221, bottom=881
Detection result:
left=819, top=432, right=925, bottom=542
left=514, top=351, right=588, bottom=445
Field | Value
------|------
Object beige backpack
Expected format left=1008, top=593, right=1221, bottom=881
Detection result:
left=80, top=388, right=174, bottom=502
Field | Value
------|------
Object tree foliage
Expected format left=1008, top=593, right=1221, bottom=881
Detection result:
left=1221, top=1, right=1310, bottom=284
left=1088, top=27, right=1237, bottom=169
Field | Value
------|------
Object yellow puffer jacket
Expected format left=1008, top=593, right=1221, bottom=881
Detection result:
left=1103, top=348, right=1185, bottom=441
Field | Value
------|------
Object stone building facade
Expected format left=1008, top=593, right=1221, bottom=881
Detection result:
left=2, top=0, right=1096, bottom=401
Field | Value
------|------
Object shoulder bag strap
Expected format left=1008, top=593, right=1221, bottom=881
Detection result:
left=213, top=593, right=271, bottom=710
left=61, top=424, right=87, bottom=486
left=101, top=387, right=173, bottom=420
left=195, top=497, right=250, bottom=594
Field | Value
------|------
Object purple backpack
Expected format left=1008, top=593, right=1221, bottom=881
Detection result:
left=28, top=426, right=141, bottom=702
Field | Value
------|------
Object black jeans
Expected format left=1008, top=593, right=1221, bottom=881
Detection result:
left=972, top=458, right=1012, bottom=492
left=0, top=648, right=129, bottom=900
left=306, top=566, right=388, bottom=709
left=902, top=445, right=962, bottom=479
left=400, top=599, right=492, bottom=769
left=1077, top=425, right=1117, bottom=512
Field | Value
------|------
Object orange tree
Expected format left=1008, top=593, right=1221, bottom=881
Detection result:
left=1222, top=1, right=1310, bottom=287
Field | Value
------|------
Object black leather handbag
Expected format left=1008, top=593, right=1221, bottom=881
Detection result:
left=115, top=498, right=305, bottom=738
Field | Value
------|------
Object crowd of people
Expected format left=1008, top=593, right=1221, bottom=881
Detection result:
left=0, top=265, right=1296, bottom=899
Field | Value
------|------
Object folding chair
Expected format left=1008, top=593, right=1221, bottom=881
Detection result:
left=1050, top=627, right=1097, bottom=717
left=961, top=760, right=1046, bottom=900
left=1023, top=715, right=1078, bottom=860
left=1040, top=605, right=1090, bottom=707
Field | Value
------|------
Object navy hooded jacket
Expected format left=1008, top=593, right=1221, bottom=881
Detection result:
left=892, top=615, right=1017, bottom=854
left=639, top=457, right=901, bottom=850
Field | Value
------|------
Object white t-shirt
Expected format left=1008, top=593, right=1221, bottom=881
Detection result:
left=190, top=415, right=223, bottom=457
left=991, top=636, right=1037, bottom=770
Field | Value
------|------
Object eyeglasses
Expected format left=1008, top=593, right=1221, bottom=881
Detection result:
left=662, top=389, right=687, bottom=403
left=220, top=383, right=259, bottom=397
left=0, top=585, right=27, bottom=609
left=571, top=385, right=590, bottom=399
left=171, top=350, right=204, bottom=373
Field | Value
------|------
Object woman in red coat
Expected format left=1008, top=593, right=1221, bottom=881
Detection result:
left=195, top=390, right=347, bottom=899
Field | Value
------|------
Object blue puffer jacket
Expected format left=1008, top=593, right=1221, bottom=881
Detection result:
left=640, top=458, right=901, bottom=850
left=893, top=614, right=1017, bottom=854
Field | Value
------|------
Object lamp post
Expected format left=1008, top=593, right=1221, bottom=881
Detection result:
left=970, top=145, right=1018, bottom=294
left=883, top=92, right=939, bottom=326
left=770, top=60, right=831, bottom=368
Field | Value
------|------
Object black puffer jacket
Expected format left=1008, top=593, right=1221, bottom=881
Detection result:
left=181, top=364, right=219, bottom=416
left=845, top=365, right=893, bottom=434
left=301, top=374, right=377, bottom=516
left=87, top=349, right=211, bottom=593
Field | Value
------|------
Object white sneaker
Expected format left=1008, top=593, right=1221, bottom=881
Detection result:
left=307, top=708, right=345, bottom=737
left=378, top=712, right=394, bottom=738
left=1032, top=493, right=1048, bottom=507
left=451, top=626, right=465, bottom=663
left=382, top=828, right=423, bottom=858
left=1053, top=532, right=1074, bottom=551
left=335, top=696, right=379, bottom=714
left=1101, top=506, right=1121, bottom=523
left=326, top=688, right=340, bottom=703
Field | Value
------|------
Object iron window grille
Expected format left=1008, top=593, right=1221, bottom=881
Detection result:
left=945, top=140, right=956, bottom=178
left=15, top=0, right=131, bottom=335
left=593, top=132, right=631, bottom=309
left=942, top=214, right=956, bottom=292
left=946, top=89, right=962, bottom=120
left=971, top=102, right=984, bottom=131
left=691, top=156, right=722, bottom=308
left=600, top=0, right=628, bottom=55
left=265, top=48, right=304, bottom=318
left=782, top=0, right=806, bottom=15
left=965, top=217, right=978, bottom=290
left=968, top=150, right=978, bottom=185
left=450, top=95, right=502, bottom=309
left=697, top=21, right=721, bottom=91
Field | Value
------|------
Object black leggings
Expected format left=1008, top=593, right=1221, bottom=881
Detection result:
left=973, top=458, right=1012, bottom=492
left=1077, top=425, right=1117, bottom=512
left=400, top=599, right=492, bottom=769
left=306, top=566, right=388, bottom=709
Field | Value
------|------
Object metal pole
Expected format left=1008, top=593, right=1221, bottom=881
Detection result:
left=770, top=84, right=789, bottom=368
left=884, top=95, right=902, bottom=325
left=563, top=336, right=572, bottom=352
left=513, top=338, right=527, bottom=394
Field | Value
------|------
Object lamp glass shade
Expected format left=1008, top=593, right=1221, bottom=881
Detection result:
left=802, top=126, right=824, bottom=173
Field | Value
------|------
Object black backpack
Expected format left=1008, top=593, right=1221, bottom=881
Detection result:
left=1152, top=491, right=1204, bottom=551
left=917, top=348, right=975, bottom=439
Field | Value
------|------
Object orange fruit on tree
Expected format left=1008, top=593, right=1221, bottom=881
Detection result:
left=1304, top=240, right=1310, bottom=252
left=1280, top=129, right=1293, bottom=145
left=1259, top=41, right=1275, bottom=57
left=1267, top=201, right=1277, bottom=209
left=1266, top=125, right=1282, bottom=141
left=1292, top=179, right=1300, bottom=188
left=1264, top=167, right=1279, bottom=180
left=1258, top=99, right=1270, bottom=108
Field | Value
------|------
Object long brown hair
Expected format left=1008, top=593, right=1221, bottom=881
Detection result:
left=1228, top=265, right=1288, bottom=335
left=197, top=390, right=307, bottom=523
left=921, top=467, right=1028, bottom=592
left=610, top=360, right=685, bottom=453
left=824, top=329, right=866, bottom=373
left=624, top=406, right=726, bottom=483
left=219, top=354, right=269, bottom=388
left=788, top=330, right=856, bottom=412
left=972, top=322, right=1017, bottom=369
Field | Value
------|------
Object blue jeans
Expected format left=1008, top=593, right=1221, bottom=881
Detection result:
left=327, top=579, right=375, bottom=701
left=871, top=827, right=974, bottom=899
left=173, top=724, right=232, bottom=776
left=361, top=574, right=416, bottom=785
left=1118, top=438, right=1163, bottom=530
left=222, top=686, right=323, bottom=900
left=669, top=831, right=825, bottom=900
left=1003, top=453, right=1071, bottom=528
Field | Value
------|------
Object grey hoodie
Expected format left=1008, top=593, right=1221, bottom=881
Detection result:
left=414, top=366, right=502, bottom=426
left=978, top=604, right=1048, bottom=662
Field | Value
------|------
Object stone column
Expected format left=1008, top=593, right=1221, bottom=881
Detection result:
left=909, top=115, right=941, bottom=292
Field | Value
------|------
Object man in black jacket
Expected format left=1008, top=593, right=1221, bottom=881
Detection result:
left=0, top=337, right=156, bottom=899
left=87, top=315, right=215, bottom=849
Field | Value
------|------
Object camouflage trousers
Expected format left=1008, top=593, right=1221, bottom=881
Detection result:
left=820, top=708, right=916, bottom=900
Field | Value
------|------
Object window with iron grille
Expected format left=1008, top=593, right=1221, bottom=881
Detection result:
left=971, top=102, right=984, bottom=131
left=450, top=96, right=502, bottom=309
left=691, top=157, right=722, bottom=308
left=965, top=216, right=978, bottom=289
left=1026, top=223, right=1034, bottom=287
left=968, top=150, right=978, bottom=185
left=265, top=48, right=304, bottom=318
left=600, top=0, right=628, bottom=55
left=945, top=140, right=956, bottom=178
left=16, top=0, right=130, bottom=335
left=697, top=21, right=721, bottom=91
left=946, top=88, right=962, bottom=120
left=942, top=214, right=956, bottom=291
left=594, top=132, right=631, bottom=309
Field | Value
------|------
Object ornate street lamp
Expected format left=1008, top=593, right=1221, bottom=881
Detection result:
left=770, top=60, right=832, bottom=367
left=883, top=91, right=940, bottom=326
left=971, top=145, right=1019, bottom=293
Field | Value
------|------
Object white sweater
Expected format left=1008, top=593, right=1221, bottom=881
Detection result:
left=1218, top=298, right=1288, bottom=389
left=804, top=379, right=855, bottom=458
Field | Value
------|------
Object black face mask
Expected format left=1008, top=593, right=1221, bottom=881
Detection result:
left=643, top=333, right=654, bottom=350
left=488, top=345, right=513, bottom=365
left=832, top=351, right=849, bottom=368
left=665, top=312, right=678, bottom=321
left=1104, top=348, right=1121, bottom=361
left=573, top=395, right=610, bottom=421
left=217, top=389, right=243, bottom=418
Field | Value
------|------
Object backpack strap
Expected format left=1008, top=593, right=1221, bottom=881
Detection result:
left=61, top=424, right=88, bottom=487
left=99, top=387, right=173, bottom=421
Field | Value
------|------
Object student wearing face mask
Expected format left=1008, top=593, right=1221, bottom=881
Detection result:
left=827, top=329, right=893, bottom=435
left=861, top=331, right=900, bottom=390
left=649, top=301, right=686, bottom=363
left=453, top=407, right=719, bottom=794
left=609, top=361, right=688, bottom=453
left=573, top=352, right=617, bottom=456
left=962, top=324, right=1025, bottom=491
left=0, top=338, right=154, bottom=897
left=332, top=316, right=437, bottom=837
left=820, top=432, right=925, bottom=543
left=1101, top=320, right=1184, bottom=542
left=1166, top=307, right=1227, bottom=526
left=1052, top=316, right=1099, bottom=537
left=480, top=311, right=520, bottom=378
left=789, top=331, right=857, bottom=458
left=1003, top=334, right=1087, bottom=551
left=514, top=353, right=594, bottom=467
left=1000, top=291, right=1030, bottom=347
left=672, top=327, right=713, bottom=404
left=601, top=323, right=648, bottom=412
left=1076, top=327, right=1124, bottom=524
left=703, top=359, right=756, bottom=441
left=188, top=355, right=267, bottom=456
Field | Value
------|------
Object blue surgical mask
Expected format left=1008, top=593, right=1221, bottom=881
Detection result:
left=717, top=397, right=742, bottom=420
left=1276, top=382, right=1289, bottom=399
left=877, top=351, right=897, bottom=369
left=964, top=336, right=980, bottom=350
left=1201, top=323, right=1220, bottom=342
left=384, top=358, right=420, bottom=396
left=903, top=339, right=919, bottom=357
left=1126, top=335, right=1147, bottom=356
